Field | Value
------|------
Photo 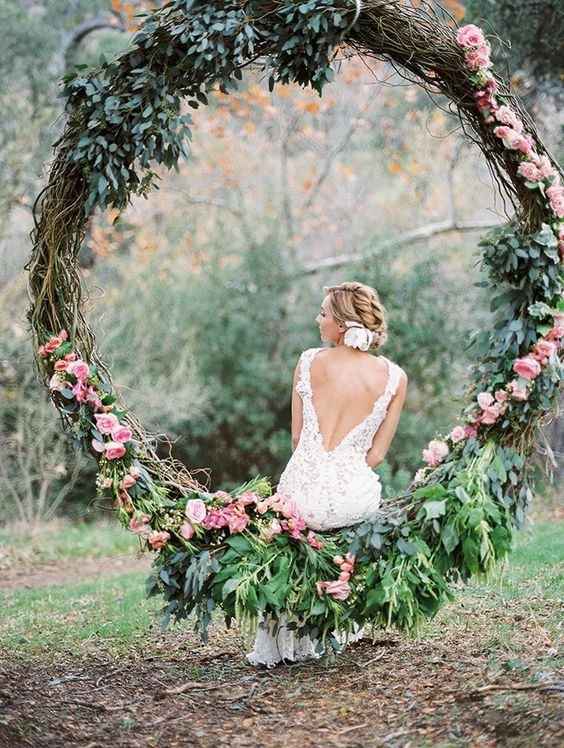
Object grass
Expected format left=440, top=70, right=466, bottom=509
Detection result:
left=0, top=517, right=139, bottom=567
left=1, top=516, right=562, bottom=663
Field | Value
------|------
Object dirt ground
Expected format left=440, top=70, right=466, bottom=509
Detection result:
left=1, top=553, right=563, bottom=748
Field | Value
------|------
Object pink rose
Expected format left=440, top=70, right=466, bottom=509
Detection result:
left=94, top=412, right=120, bottom=434
left=494, top=105, right=523, bottom=133
left=333, top=555, right=344, bottom=565
left=532, top=154, right=556, bottom=180
left=180, top=521, right=194, bottom=540
left=148, top=530, right=170, bottom=550
left=546, top=313, right=564, bottom=342
left=463, top=424, right=478, bottom=439
left=513, top=355, right=541, bottom=380
left=185, top=499, right=207, bottom=524
left=338, top=571, right=351, bottom=582
left=517, top=162, right=542, bottom=182
left=54, top=359, right=68, bottom=372
left=105, top=441, right=127, bottom=461
left=85, top=386, right=102, bottom=410
left=237, top=491, right=259, bottom=506
left=481, top=403, right=502, bottom=425
left=340, top=561, right=354, bottom=573
left=111, top=425, right=133, bottom=443
left=129, top=514, right=151, bottom=535
left=532, top=339, right=557, bottom=365
left=256, top=501, right=270, bottom=514
left=49, top=373, right=66, bottom=392
left=494, top=389, right=508, bottom=403
left=67, top=359, right=90, bottom=381
left=345, top=552, right=356, bottom=564
left=450, top=425, right=466, bottom=443
left=477, top=391, right=494, bottom=409
left=422, top=439, right=449, bottom=467
left=546, top=183, right=564, bottom=202
left=306, top=530, right=324, bottom=550
left=121, top=474, right=137, bottom=489
left=456, top=24, right=486, bottom=48
left=324, top=580, right=351, bottom=601
left=507, top=379, right=529, bottom=401
left=44, top=335, right=64, bottom=354
left=465, top=44, right=492, bottom=70
left=212, top=490, right=233, bottom=504
left=227, top=512, right=249, bottom=534
left=72, top=381, right=89, bottom=403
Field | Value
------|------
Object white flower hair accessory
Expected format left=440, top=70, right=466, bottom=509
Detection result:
left=343, top=320, right=375, bottom=351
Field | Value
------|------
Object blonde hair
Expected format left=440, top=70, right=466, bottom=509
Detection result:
left=323, top=281, right=388, bottom=351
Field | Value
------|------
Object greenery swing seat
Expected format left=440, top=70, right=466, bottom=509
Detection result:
left=26, top=0, right=564, bottom=655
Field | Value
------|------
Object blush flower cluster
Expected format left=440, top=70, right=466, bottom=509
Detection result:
left=316, top=552, right=357, bottom=601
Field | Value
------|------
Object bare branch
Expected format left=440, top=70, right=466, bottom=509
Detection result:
left=297, top=219, right=504, bottom=276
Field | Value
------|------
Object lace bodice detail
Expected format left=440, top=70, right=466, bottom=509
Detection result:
left=276, top=346, right=403, bottom=532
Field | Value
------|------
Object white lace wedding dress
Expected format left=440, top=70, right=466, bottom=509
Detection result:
left=246, top=347, right=403, bottom=667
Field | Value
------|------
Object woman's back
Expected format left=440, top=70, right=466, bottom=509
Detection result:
left=309, top=347, right=394, bottom=453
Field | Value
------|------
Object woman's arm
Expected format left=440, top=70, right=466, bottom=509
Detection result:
left=290, top=357, right=304, bottom=451
left=365, top=370, right=408, bottom=468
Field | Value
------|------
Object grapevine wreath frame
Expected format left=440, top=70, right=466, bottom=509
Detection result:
left=26, top=0, right=564, bottom=654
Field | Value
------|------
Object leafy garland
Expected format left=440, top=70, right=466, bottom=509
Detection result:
left=29, top=1, right=563, bottom=655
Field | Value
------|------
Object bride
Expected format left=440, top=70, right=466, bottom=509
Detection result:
left=246, top=281, right=408, bottom=667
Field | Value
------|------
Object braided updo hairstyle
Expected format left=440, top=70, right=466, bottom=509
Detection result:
left=323, top=281, right=388, bottom=352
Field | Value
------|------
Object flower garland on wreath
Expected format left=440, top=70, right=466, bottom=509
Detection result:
left=30, top=5, right=563, bottom=655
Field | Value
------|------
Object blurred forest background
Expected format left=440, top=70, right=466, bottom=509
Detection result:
left=1, top=0, right=562, bottom=528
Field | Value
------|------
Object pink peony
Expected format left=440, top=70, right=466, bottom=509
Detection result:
left=450, top=425, right=466, bottom=443
left=477, top=391, right=494, bottom=409
left=456, top=24, right=486, bottom=48
left=507, top=379, right=529, bottom=401
left=517, top=161, right=543, bottom=183
left=494, top=105, right=523, bottom=132
left=185, top=499, right=207, bottom=524
left=513, top=355, right=541, bottom=380
left=129, top=514, right=151, bottom=535
left=94, top=412, right=120, bottom=434
left=67, top=359, right=90, bottom=381
left=422, top=439, right=450, bottom=467
left=111, top=425, right=133, bottom=443
left=148, top=530, right=170, bottom=550
left=180, top=521, right=194, bottom=540
left=105, top=441, right=127, bottom=460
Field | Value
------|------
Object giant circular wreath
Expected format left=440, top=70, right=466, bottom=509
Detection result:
left=26, top=0, right=563, bottom=654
